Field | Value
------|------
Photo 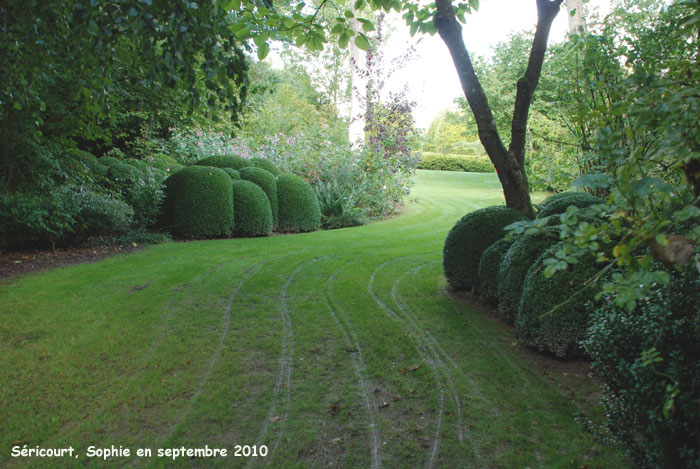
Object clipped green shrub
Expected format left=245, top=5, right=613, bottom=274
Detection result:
left=159, top=166, right=234, bottom=239
left=240, top=167, right=278, bottom=228
left=497, top=230, right=559, bottom=323
left=418, top=153, right=495, bottom=173
left=516, top=242, right=602, bottom=358
left=194, top=155, right=249, bottom=171
left=277, top=173, right=321, bottom=233
left=248, top=157, right=281, bottom=176
left=584, top=268, right=700, bottom=468
left=477, top=237, right=513, bottom=303
left=536, top=192, right=602, bottom=219
left=232, top=180, right=272, bottom=237
left=443, top=206, right=528, bottom=292
left=222, top=168, right=241, bottom=180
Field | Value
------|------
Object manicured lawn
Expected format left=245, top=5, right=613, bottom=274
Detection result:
left=0, top=170, right=627, bottom=468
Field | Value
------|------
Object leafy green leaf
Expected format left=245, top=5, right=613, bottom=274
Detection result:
left=354, top=33, right=370, bottom=51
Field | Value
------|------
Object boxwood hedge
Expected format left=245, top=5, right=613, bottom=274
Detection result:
left=477, top=237, right=513, bottom=304
left=516, top=242, right=602, bottom=358
left=240, top=167, right=278, bottom=229
left=497, top=230, right=559, bottom=324
left=194, top=155, right=250, bottom=171
left=277, top=173, right=321, bottom=233
left=232, top=180, right=272, bottom=237
left=536, top=192, right=602, bottom=219
left=222, top=168, right=241, bottom=180
left=159, top=166, right=234, bottom=239
left=443, top=206, right=528, bottom=292
left=248, top=157, right=281, bottom=176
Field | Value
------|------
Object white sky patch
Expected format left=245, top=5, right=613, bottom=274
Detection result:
left=381, top=0, right=613, bottom=129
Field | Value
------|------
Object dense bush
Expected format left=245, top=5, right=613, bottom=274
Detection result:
left=313, top=178, right=368, bottom=229
left=248, top=157, right=281, bottom=176
left=194, top=155, right=249, bottom=171
left=0, top=185, right=133, bottom=249
left=239, top=167, right=278, bottom=228
left=584, top=268, right=700, bottom=468
left=276, top=173, right=321, bottom=233
left=516, top=242, right=602, bottom=358
left=232, top=180, right=273, bottom=237
left=417, top=153, right=495, bottom=173
left=159, top=166, right=234, bottom=239
left=149, top=153, right=184, bottom=174
left=222, top=168, right=241, bottom=180
left=536, top=192, right=602, bottom=219
left=101, top=158, right=164, bottom=228
left=497, top=230, right=559, bottom=324
left=477, top=237, right=513, bottom=303
left=443, top=206, right=528, bottom=292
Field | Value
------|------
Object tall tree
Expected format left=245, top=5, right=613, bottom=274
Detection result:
left=566, top=0, right=587, bottom=32
left=433, top=0, right=565, bottom=217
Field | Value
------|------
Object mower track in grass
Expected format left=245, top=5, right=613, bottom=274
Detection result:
left=0, top=171, right=629, bottom=468
left=326, top=266, right=381, bottom=469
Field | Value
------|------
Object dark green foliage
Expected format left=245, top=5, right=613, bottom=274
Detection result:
left=477, top=237, right=513, bottom=303
left=222, top=168, right=241, bottom=180
left=417, top=153, right=495, bottom=173
left=239, top=167, right=278, bottom=228
left=313, top=178, right=368, bottom=229
left=497, top=230, right=559, bottom=323
left=443, top=206, right=528, bottom=292
left=584, top=268, right=700, bottom=468
left=232, top=180, right=272, bottom=237
left=516, top=243, right=602, bottom=358
left=248, top=157, right=281, bottom=176
left=276, top=173, right=321, bottom=233
left=536, top=192, right=602, bottom=219
left=101, top=158, right=164, bottom=228
left=194, top=155, right=250, bottom=171
left=159, top=166, right=234, bottom=239
left=0, top=186, right=133, bottom=249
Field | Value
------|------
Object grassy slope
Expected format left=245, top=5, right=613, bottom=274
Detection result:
left=0, top=170, right=626, bottom=468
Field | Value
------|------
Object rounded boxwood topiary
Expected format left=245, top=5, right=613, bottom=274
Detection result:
left=276, top=173, right=321, bottom=233
left=497, top=230, right=559, bottom=324
left=443, top=206, right=528, bottom=292
left=159, top=166, right=234, bottom=239
left=240, top=167, right=278, bottom=228
left=194, top=155, right=250, bottom=171
left=477, top=237, right=514, bottom=304
left=248, top=157, right=281, bottom=176
left=536, top=192, right=602, bottom=219
left=222, top=168, right=241, bottom=180
left=515, top=242, right=602, bottom=358
left=232, top=180, right=272, bottom=237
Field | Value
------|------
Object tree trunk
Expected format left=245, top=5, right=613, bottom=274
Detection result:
left=434, top=0, right=564, bottom=219
left=566, top=0, right=587, bottom=33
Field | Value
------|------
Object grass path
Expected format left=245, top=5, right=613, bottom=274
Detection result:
left=0, top=170, right=627, bottom=468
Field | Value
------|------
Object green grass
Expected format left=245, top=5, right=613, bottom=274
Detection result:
left=0, top=170, right=627, bottom=468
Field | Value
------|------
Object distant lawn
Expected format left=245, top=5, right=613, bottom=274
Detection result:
left=1, top=170, right=627, bottom=468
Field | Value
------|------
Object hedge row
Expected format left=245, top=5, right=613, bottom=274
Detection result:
left=159, top=156, right=320, bottom=239
left=444, top=196, right=607, bottom=358
left=417, top=153, right=495, bottom=173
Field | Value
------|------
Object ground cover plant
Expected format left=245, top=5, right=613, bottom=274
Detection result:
left=0, top=171, right=627, bottom=468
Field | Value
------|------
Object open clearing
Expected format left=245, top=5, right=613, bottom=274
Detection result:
left=0, top=170, right=626, bottom=468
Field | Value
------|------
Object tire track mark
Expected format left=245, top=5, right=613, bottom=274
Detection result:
left=249, top=256, right=326, bottom=468
left=326, top=267, right=382, bottom=469
left=166, top=262, right=265, bottom=438
left=368, top=259, right=446, bottom=469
